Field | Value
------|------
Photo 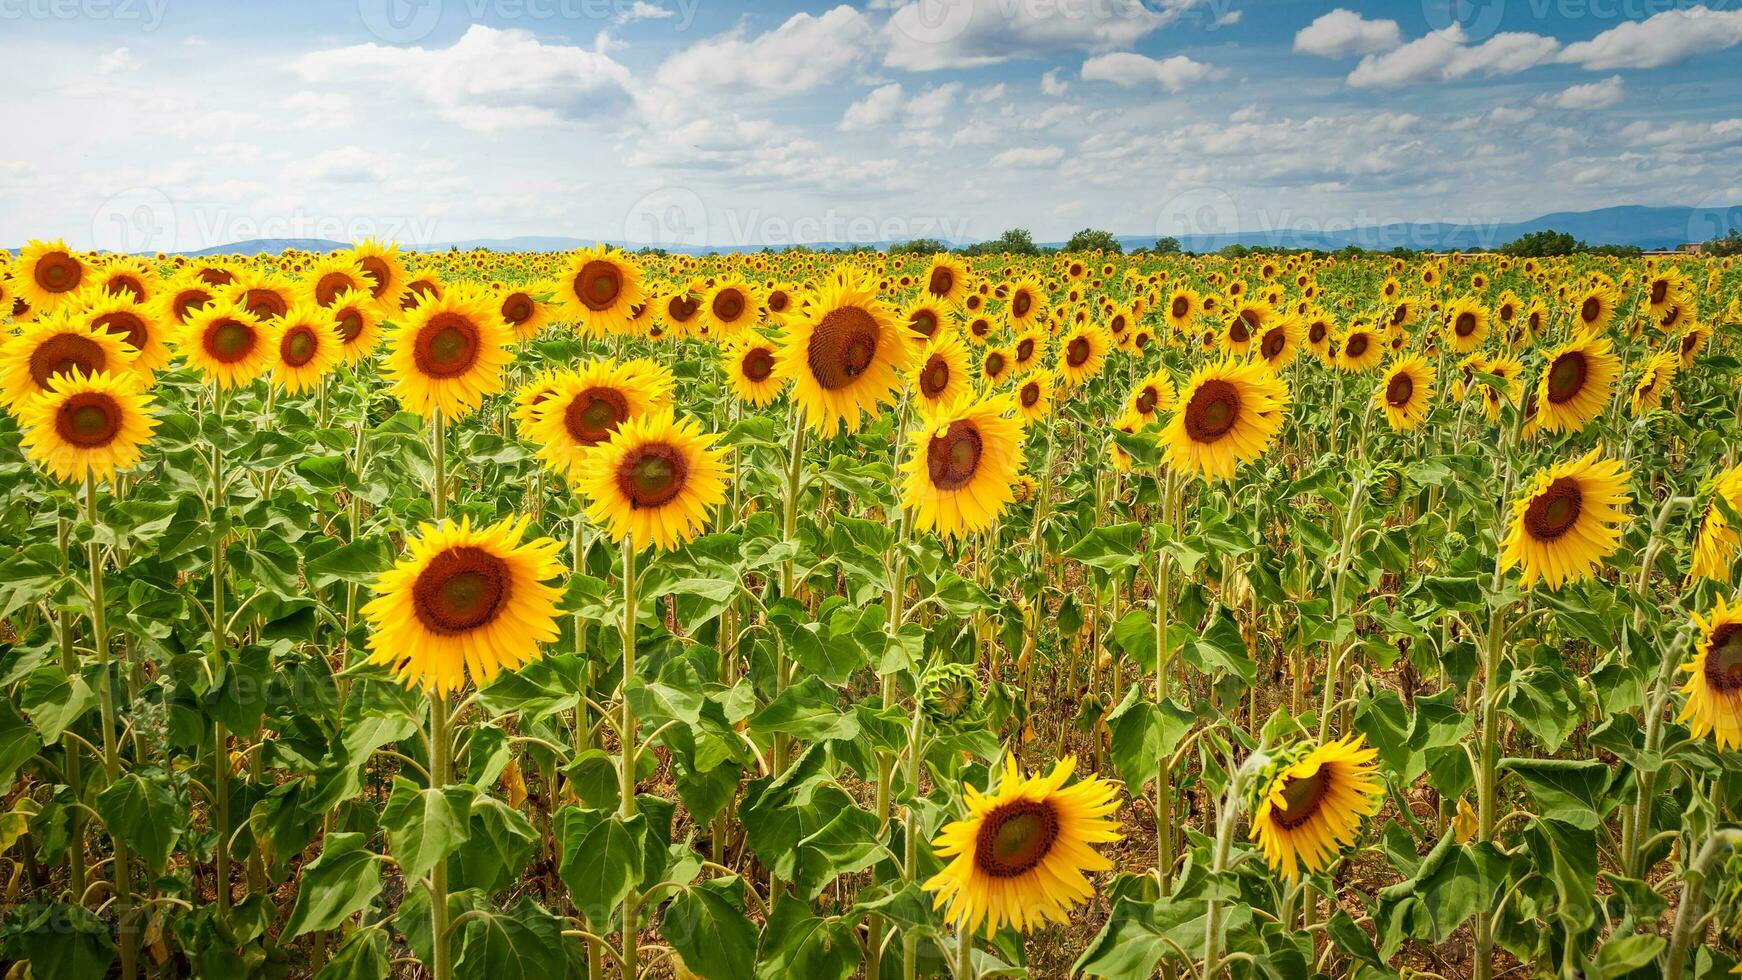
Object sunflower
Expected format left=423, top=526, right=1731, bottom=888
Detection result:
left=1499, top=450, right=1632, bottom=589
left=1646, top=267, right=1691, bottom=318
left=1336, top=325, right=1384, bottom=373
left=1675, top=322, right=1711, bottom=368
left=900, top=297, right=952, bottom=341
left=400, top=275, right=443, bottom=313
left=655, top=283, right=706, bottom=338
left=496, top=283, right=552, bottom=342
left=510, top=367, right=572, bottom=439
left=328, top=287, right=385, bottom=364
left=1251, top=735, right=1382, bottom=881
left=1443, top=296, right=1489, bottom=354
left=1222, top=299, right=1278, bottom=357
left=981, top=345, right=1014, bottom=387
left=1011, top=328, right=1047, bottom=374
left=17, top=369, right=158, bottom=485
left=177, top=298, right=273, bottom=390
left=383, top=286, right=512, bottom=420
left=528, top=357, right=673, bottom=479
left=1533, top=332, right=1619, bottom=435
left=156, top=272, right=216, bottom=329
left=723, top=332, right=784, bottom=407
left=1629, top=349, right=1679, bottom=416
left=1677, top=598, right=1742, bottom=750
left=94, top=256, right=157, bottom=304
left=1255, top=314, right=1304, bottom=369
left=1014, top=370, right=1054, bottom=424
left=1164, top=286, right=1200, bottom=335
left=701, top=276, right=761, bottom=336
left=350, top=239, right=410, bottom=312
left=361, top=514, right=565, bottom=695
left=1056, top=324, right=1109, bottom=387
left=1, top=314, right=139, bottom=411
left=902, top=393, right=1024, bottom=539
left=225, top=271, right=296, bottom=323
left=8, top=240, right=89, bottom=314
left=271, top=303, right=344, bottom=394
left=922, top=755, right=1122, bottom=937
left=1303, top=309, right=1335, bottom=363
left=559, top=245, right=646, bottom=336
left=1477, top=353, right=1526, bottom=424
left=1571, top=283, right=1619, bottom=334
left=1689, top=464, right=1742, bottom=584
left=71, top=287, right=170, bottom=374
left=776, top=272, right=911, bottom=437
left=1127, top=368, right=1175, bottom=423
left=1375, top=355, right=1436, bottom=433
left=1161, top=359, right=1290, bottom=481
left=305, top=254, right=372, bottom=309
left=575, top=412, right=730, bottom=551
left=924, top=254, right=971, bottom=308
left=1006, top=277, right=1047, bottom=329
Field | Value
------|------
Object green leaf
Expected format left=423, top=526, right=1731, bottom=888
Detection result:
left=0, top=699, right=44, bottom=793
left=20, top=665, right=95, bottom=743
left=1376, top=834, right=1517, bottom=957
left=452, top=896, right=572, bottom=980
left=283, top=832, right=385, bottom=938
left=748, top=677, right=860, bottom=742
left=1105, top=686, right=1193, bottom=793
left=754, top=899, right=859, bottom=980
left=312, top=925, right=392, bottom=980
left=92, top=772, right=185, bottom=876
left=1065, top=522, right=1146, bottom=573
left=381, top=776, right=476, bottom=881
left=303, top=534, right=394, bottom=588
left=13, top=903, right=115, bottom=980
left=1498, top=757, right=1611, bottom=830
left=557, top=808, right=641, bottom=929
left=662, top=876, right=758, bottom=980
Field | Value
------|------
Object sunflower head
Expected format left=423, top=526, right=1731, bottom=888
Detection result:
left=1499, top=450, right=1632, bottom=589
left=383, top=285, right=512, bottom=420
left=723, top=332, right=785, bottom=408
left=1251, top=735, right=1382, bottom=881
left=271, top=303, right=344, bottom=394
left=496, top=282, right=552, bottom=343
left=328, top=287, right=385, bottom=363
left=1056, top=324, right=1109, bottom=387
left=349, top=239, right=410, bottom=312
left=1679, top=597, right=1742, bottom=750
left=560, top=245, right=646, bottom=336
left=776, top=272, right=912, bottom=437
left=1375, top=354, right=1436, bottom=433
left=9, top=240, right=90, bottom=314
left=574, top=412, right=731, bottom=551
left=2, top=313, right=142, bottom=411
left=1534, top=333, right=1620, bottom=435
left=902, top=393, right=1025, bottom=539
left=17, top=368, right=158, bottom=485
left=305, top=254, right=372, bottom=309
left=529, top=357, right=674, bottom=480
left=1162, top=359, right=1290, bottom=481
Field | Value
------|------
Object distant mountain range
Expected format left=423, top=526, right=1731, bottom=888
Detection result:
left=61, top=203, right=1742, bottom=257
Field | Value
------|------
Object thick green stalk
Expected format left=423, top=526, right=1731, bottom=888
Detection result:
left=86, top=476, right=136, bottom=980
left=428, top=694, right=454, bottom=980
left=56, top=517, right=87, bottom=902
left=210, top=390, right=232, bottom=920
left=1154, top=468, right=1175, bottom=889
left=619, top=538, right=641, bottom=980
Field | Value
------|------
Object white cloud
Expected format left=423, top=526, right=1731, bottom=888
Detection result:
left=990, top=145, right=1065, bottom=167
left=1081, top=52, right=1222, bottom=92
left=1293, top=9, right=1401, bottom=58
left=1558, top=5, right=1742, bottom=70
left=658, top=6, right=874, bottom=97
left=282, top=146, right=398, bottom=184
left=882, top=0, right=1166, bottom=70
left=1487, top=106, right=1536, bottom=125
left=1041, top=68, right=1070, bottom=96
left=96, top=47, right=134, bottom=74
left=291, top=25, right=633, bottom=132
left=1346, top=25, right=1559, bottom=88
left=968, top=83, right=1006, bottom=104
left=905, top=82, right=963, bottom=128
left=1618, top=117, right=1742, bottom=150
left=1537, top=75, right=1623, bottom=110
left=616, top=1, right=675, bottom=23
left=839, top=82, right=905, bottom=130
left=278, top=91, right=355, bottom=128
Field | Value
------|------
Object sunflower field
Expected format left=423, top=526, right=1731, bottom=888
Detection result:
left=0, top=239, right=1739, bottom=980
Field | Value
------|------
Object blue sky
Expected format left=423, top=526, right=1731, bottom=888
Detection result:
left=2, top=0, right=1739, bottom=250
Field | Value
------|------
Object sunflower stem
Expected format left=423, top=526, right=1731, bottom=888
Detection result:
left=1154, top=466, right=1176, bottom=890
left=954, top=927, right=975, bottom=979
left=618, top=535, right=642, bottom=980
left=210, top=385, right=233, bottom=922
left=86, top=474, right=137, bottom=980
left=427, top=689, right=455, bottom=980
left=56, top=515, right=88, bottom=904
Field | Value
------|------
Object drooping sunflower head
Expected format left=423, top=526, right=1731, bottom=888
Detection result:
left=17, top=368, right=158, bottom=485
left=1251, top=735, right=1382, bottom=881
left=776, top=272, right=912, bottom=437
left=9, top=240, right=90, bottom=314
left=1677, top=597, right=1742, bottom=750
left=1533, top=332, right=1620, bottom=435
left=1056, top=324, right=1109, bottom=387
left=560, top=245, right=647, bottom=336
left=1499, top=450, right=1632, bottom=589
left=1688, top=464, right=1742, bottom=585
left=902, top=393, right=1025, bottom=539
left=923, top=755, right=1123, bottom=937
left=1161, top=358, right=1291, bottom=481
left=1375, top=354, right=1437, bottom=433
left=271, top=303, right=345, bottom=394
left=527, top=357, right=674, bottom=480
left=701, top=276, right=761, bottom=336
left=574, top=412, right=731, bottom=552
left=70, top=286, right=170, bottom=375
left=1, top=313, right=141, bottom=411
left=495, top=282, right=552, bottom=343
left=724, top=332, right=785, bottom=407
left=382, top=285, right=513, bottom=420
left=361, top=514, right=566, bottom=695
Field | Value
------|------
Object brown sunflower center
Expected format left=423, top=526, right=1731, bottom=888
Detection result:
left=920, top=357, right=951, bottom=399
left=1385, top=372, right=1415, bottom=407
left=926, top=420, right=983, bottom=491
left=412, top=313, right=481, bottom=379
left=336, top=308, right=365, bottom=343
left=1184, top=379, right=1240, bottom=443
left=806, top=306, right=879, bottom=391
left=1523, top=477, right=1583, bottom=541
left=243, top=288, right=288, bottom=321
left=93, top=312, right=148, bottom=352
left=712, top=288, right=746, bottom=323
left=1013, top=292, right=1032, bottom=317
left=501, top=293, right=535, bottom=325
left=1261, top=328, right=1287, bottom=360
left=315, top=272, right=354, bottom=307
left=206, top=318, right=258, bottom=364
left=767, top=289, right=789, bottom=313
left=359, top=256, right=393, bottom=298
left=1650, top=280, right=1668, bottom=305
left=1016, top=337, right=1035, bottom=361
left=173, top=289, right=211, bottom=323
left=108, top=275, right=146, bottom=301
left=53, top=391, right=122, bottom=449
left=33, top=251, right=82, bottom=294
left=402, top=280, right=440, bottom=311
left=1020, top=381, right=1040, bottom=407
left=928, top=267, right=954, bottom=297
left=1309, top=321, right=1327, bottom=344
left=1706, top=623, right=1742, bottom=693
left=985, top=352, right=1005, bottom=376
left=615, top=442, right=688, bottom=509
left=1580, top=297, right=1601, bottom=323
left=973, top=800, right=1059, bottom=878
left=1660, top=305, right=1683, bottom=329
left=1230, top=310, right=1257, bottom=343
left=1345, top=333, right=1370, bottom=358
left=741, top=347, right=775, bottom=384
left=281, top=324, right=319, bottom=368
left=1066, top=336, right=1091, bottom=367
left=27, top=333, right=106, bottom=390
left=1172, top=296, right=1190, bottom=319
left=1136, top=388, right=1157, bottom=414
left=667, top=295, right=699, bottom=322
left=564, top=386, right=630, bottom=445
left=575, top=260, right=623, bottom=311
left=1271, top=769, right=1330, bottom=830
left=411, top=545, right=511, bottom=635
left=198, top=267, right=235, bottom=287
left=1545, top=351, right=1587, bottom=404
left=1454, top=312, right=1477, bottom=337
